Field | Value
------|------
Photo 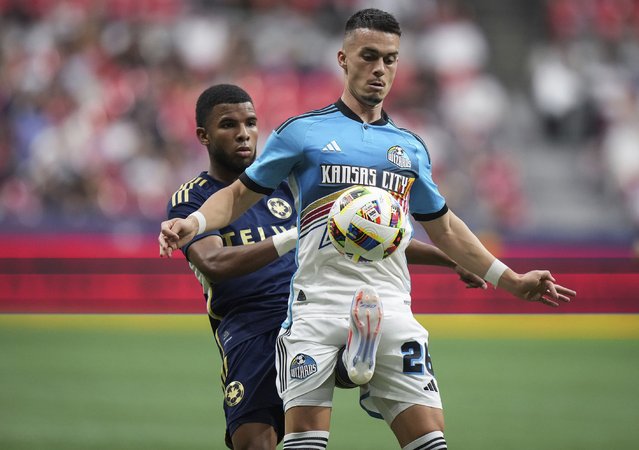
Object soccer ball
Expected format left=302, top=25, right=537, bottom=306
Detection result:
left=327, top=185, right=406, bottom=263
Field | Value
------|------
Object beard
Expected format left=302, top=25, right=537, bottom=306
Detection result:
left=213, top=148, right=256, bottom=175
left=360, top=93, right=383, bottom=106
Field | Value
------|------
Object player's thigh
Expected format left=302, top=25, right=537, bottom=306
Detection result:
left=361, top=314, right=444, bottom=418
left=275, top=316, right=348, bottom=409
left=224, top=328, right=284, bottom=443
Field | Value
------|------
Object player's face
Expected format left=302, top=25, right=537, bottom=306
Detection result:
left=339, top=28, right=400, bottom=107
left=200, top=102, right=258, bottom=175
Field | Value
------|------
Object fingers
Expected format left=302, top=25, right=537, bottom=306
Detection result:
left=460, top=272, right=488, bottom=289
left=158, top=219, right=181, bottom=258
left=158, top=233, right=176, bottom=258
left=536, top=280, right=575, bottom=307
left=465, top=281, right=487, bottom=289
left=555, top=284, right=577, bottom=298
left=536, top=270, right=556, bottom=283
left=540, top=296, right=559, bottom=307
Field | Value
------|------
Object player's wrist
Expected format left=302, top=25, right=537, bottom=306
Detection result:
left=483, top=258, right=510, bottom=289
left=188, top=211, right=207, bottom=236
left=272, top=227, right=298, bottom=256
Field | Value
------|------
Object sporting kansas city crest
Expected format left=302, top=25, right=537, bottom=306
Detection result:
left=290, top=353, right=318, bottom=380
left=267, top=197, right=293, bottom=219
left=387, top=145, right=411, bottom=169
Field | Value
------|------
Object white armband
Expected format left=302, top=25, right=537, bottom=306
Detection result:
left=272, top=227, right=298, bottom=256
left=484, top=258, right=509, bottom=288
left=188, top=211, right=207, bottom=236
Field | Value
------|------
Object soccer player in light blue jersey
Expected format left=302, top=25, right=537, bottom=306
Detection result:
left=165, top=83, right=485, bottom=450
left=160, top=10, right=576, bottom=450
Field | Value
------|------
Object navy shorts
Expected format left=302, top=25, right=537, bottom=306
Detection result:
left=219, top=326, right=284, bottom=448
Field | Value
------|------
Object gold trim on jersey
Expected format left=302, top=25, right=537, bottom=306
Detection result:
left=171, top=176, right=208, bottom=207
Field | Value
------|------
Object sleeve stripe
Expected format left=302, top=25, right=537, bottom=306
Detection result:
left=412, top=204, right=449, bottom=222
left=239, top=172, right=275, bottom=195
left=275, top=105, right=338, bottom=134
left=171, top=176, right=207, bottom=207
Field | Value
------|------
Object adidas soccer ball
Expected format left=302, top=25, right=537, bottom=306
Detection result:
left=327, top=185, right=406, bottom=263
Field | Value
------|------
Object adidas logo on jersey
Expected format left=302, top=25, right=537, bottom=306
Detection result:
left=321, top=140, right=342, bottom=152
left=423, top=379, right=439, bottom=392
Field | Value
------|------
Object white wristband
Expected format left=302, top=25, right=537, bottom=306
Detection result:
left=272, top=228, right=298, bottom=256
left=484, top=259, right=509, bottom=288
left=189, top=211, right=207, bottom=236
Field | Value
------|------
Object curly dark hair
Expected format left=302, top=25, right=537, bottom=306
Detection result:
left=344, top=8, right=401, bottom=37
left=195, top=84, right=253, bottom=128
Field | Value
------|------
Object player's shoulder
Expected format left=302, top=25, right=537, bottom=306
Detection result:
left=169, top=172, right=219, bottom=209
left=386, top=117, right=431, bottom=163
left=274, top=103, right=340, bottom=135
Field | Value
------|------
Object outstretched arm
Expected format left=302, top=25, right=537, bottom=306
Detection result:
left=159, top=180, right=263, bottom=257
left=405, top=239, right=486, bottom=289
left=187, top=228, right=297, bottom=282
left=420, top=209, right=576, bottom=306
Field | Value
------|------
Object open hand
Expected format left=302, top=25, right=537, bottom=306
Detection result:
left=512, top=270, right=576, bottom=307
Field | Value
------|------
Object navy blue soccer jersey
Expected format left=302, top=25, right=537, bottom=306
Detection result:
left=167, top=171, right=296, bottom=352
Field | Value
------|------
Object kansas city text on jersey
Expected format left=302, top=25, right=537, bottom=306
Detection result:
left=320, top=164, right=413, bottom=196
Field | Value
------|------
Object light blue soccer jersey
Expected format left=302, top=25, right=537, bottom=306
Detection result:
left=240, top=100, right=448, bottom=327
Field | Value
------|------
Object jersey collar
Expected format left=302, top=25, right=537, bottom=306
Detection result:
left=334, top=99, right=389, bottom=126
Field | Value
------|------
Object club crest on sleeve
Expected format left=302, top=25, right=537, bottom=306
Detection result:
left=290, top=353, right=318, bottom=379
left=387, top=145, right=411, bottom=169
left=267, top=198, right=293, bottom=219
left=224, top=380, right=244, bottom=406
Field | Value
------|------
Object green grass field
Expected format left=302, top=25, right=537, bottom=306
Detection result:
left=1, top=315, right=638, bottom=449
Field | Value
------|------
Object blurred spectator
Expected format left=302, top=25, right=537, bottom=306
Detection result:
left=539, top=0, right=639, bottom=232
left=0, top=0, right=635, bottom=239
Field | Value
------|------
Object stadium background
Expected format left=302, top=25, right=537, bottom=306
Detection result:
left=1, top=0, right=638, bottom=448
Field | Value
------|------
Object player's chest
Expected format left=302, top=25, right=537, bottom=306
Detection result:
left=304, top=124, right=416, bottom=172
left=300, top=125, right=419, bottom=197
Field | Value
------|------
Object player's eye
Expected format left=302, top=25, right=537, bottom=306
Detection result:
left=362, top=52, right=377, bottom=61
left=384, top=55, right=397, bottom=65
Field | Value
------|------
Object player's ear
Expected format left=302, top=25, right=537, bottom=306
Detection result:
left=337, top=50, right=347, bottom=72
left=196, top=127, right=209, bottom=146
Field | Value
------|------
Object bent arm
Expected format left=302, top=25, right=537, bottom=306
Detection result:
left=405, top=239, right=457, bottom=268
left=198, top=179, right=265, bottom=233
left=420, top=209, right=515, bottom=289
left=406, top=238, right=487, bottom=289
left=188, top=233, right=291, bottom=283
left=160, top=180, right=265, bottom=255
left=420, top=209, right=576, bottom=305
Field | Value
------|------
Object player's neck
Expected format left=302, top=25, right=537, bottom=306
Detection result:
left=340, top=92, right=384, bottom=123
left=208, top=163, right=240, bottom=185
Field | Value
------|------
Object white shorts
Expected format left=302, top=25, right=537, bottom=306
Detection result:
left=275, top=310, right=443, bottom=423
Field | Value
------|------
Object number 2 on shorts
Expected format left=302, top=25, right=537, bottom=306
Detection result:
left=401, top=340, right=435, bottom=376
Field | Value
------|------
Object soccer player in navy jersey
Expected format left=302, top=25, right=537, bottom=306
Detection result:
left=165, top=84, right=486, bottom=450
left=160, top=10, right=576, bottom=450
left=166, top=84, right=297, bottom=450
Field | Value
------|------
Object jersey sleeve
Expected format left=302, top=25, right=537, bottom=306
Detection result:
left=243, top=125, right=305, bottom=190
left=166, top=187, right=221, bottom=259
left=408, top=140, right=448, bottom=221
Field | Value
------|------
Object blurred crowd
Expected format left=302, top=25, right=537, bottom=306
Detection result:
left=532, top=0, right=639, bottom=234
left=0, top=0, right=637, bottom=237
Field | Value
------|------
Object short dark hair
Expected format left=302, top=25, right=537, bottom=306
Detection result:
left=344, top=8, right=401, bottom=37
left=195, top=84, right=253, bottom=128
